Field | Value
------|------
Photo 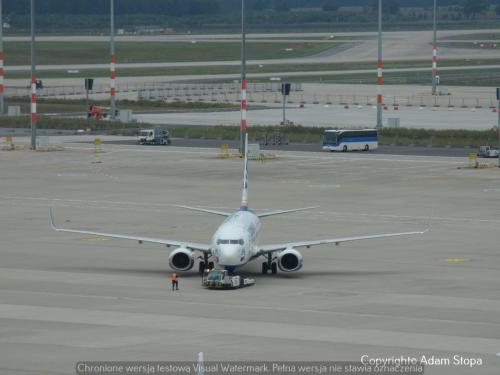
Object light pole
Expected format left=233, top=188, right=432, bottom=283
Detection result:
left=432, top=0, right=438, bottom=95
left=497, top=88, right=500, bottom=168
left=0, top=0, right=4, bottom=115
left=30, top=0, right=37, bottom=150
left=110, top=0, right=116, bottom=120
left=240, top=0, right=247, bottom=155
left=376, top=0, right=383, bottom=129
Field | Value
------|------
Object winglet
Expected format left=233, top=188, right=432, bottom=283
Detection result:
left=173, top=205, right=231, bottom=217
left=49, top=208, right=58, bottom=231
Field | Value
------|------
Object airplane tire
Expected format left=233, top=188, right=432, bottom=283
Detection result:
left=364, top=144, right=369, bottom=151
left=343, top=145, right=348, bottom=152
left=271, top=262, right=278, bottom=275
left=262, top=262, right=269, bottom=274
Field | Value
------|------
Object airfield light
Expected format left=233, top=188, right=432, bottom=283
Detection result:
left=30, top=0, right=37, bottom=150
left=376, top=0, right=383, bottom=129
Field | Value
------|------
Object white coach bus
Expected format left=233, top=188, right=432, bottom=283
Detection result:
left=322, top=129, right=378, bottom=152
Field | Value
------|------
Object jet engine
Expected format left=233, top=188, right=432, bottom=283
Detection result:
left=277, top=248, right=303, bottom=272
left=169, top=247, right=194, bottom=271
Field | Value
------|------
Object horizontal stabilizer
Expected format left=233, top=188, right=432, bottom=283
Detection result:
left=173, top=205, right=231, bottom=217
left=257, top=206, right=319, bottom=218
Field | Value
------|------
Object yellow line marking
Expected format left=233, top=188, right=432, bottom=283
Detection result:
left=444, top=258, right=470, bottom=263
left=82, top=237, right=111, bottom=242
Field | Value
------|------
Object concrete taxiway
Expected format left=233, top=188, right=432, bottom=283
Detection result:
left=1, top=138, right=500, bottom=374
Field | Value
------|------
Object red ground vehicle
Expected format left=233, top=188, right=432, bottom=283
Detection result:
left=87, top=105, right=105, bottom=120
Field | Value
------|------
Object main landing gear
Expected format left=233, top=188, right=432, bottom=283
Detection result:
left=262, top=253, right=278, bottom=275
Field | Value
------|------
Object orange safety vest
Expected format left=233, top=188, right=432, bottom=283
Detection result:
left=170, top=274, right=177, bottom=281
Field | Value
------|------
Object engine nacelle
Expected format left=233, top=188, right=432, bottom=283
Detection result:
left=169, top=247, right=194, bottom=271
left=277, top=248, right=303, bottom=272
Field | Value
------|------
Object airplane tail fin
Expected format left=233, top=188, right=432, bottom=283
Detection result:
left=240, top=133, right=249, bottom=211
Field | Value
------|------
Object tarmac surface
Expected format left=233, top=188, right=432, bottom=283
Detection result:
left=134, top=103, right=498, bottom=130
left=1, top=137, right=500, bottom=374
left=97, top=138, right=476, bottom=158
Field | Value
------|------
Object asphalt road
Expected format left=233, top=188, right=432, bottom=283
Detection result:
left=97, top=138, right=476, bottom=158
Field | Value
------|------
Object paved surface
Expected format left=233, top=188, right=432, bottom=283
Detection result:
left=4, top=29, right=500, bottom=86
left=1, top=137, right=500, bottom=374
left=134, top=103, right=498, bottom=130
left=94, top=138, right=476, bottom=158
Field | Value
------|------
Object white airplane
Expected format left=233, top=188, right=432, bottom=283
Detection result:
left=50, top=135, right=425, bottom=275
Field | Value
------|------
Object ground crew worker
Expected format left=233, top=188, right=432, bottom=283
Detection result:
left=170, top=273, right=179, bottom=291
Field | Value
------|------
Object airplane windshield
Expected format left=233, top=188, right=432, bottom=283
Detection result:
left=217, top=239, right=244, bottom=245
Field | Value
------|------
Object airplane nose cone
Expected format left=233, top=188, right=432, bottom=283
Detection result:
left=217, top=246, right=242, bottom=266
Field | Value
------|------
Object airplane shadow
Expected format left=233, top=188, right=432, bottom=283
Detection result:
left=50, top=267, right=402, bottom=280
left=240, top=269, right=403, bottom=279
left=49, top=266, right=192, bottom=278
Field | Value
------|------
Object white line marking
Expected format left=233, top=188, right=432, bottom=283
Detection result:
left=65, top=146, right=218, bottom=156
left=64, top=144, right=463, bottom=165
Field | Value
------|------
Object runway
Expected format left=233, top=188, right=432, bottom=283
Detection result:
left=1, top=138, right=499, bottom=374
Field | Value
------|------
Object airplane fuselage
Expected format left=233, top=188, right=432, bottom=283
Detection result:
left=210, top=210, right=262, bottom=271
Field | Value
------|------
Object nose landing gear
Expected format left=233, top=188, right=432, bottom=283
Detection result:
left=198, top=253, right=215, bottom=274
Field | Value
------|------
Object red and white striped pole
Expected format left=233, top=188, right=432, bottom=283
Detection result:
left=109, top=0, right=116, bottom=119
left=377, top=58, right=383, bottom=107
left=31, top=74, right=37, bottom=128
left=432, top=0, right=438, bottom=95
left=0, top=52, right=4, bottom=114
left=30, top=0, right=37, bottom=149
left=376, top=0, right=383, bottom=129
left=239, top=0, right=247, bottom=155
left=241, top=78, right=248, bottom=131
left=0, top=0, right=4, bottom=114
left=110, top=52, right=116, bottom=115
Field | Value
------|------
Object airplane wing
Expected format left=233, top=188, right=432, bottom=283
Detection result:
left=173, top=205, right=231, bottom=217
left=50, top=209, right=211, bottom=252
left=256, top=206, right=319, bottom=218
left=256, top=230, right=426, bottom=254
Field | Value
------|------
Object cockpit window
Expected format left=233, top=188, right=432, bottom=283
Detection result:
left=217, top=239, right=244, bottom=245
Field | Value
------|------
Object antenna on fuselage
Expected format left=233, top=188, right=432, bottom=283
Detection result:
left=240, top=133, right=249, bottom=211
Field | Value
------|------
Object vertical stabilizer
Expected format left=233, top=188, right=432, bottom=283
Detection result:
left=240, top=133, right=249, bottom=210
